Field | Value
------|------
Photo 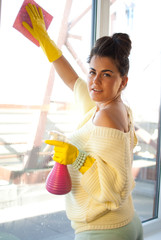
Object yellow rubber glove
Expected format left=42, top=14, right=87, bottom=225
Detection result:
left=79, top=155, right=95, bottom=174
left=22, top=3, right=62, bottom=62
left=45, top=140, right=95, bottom=174
left=45, top=140, right=79, bottom=165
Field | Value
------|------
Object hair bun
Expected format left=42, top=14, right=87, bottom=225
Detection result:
left=112, top=33, right=132, bottom=58
left=87, top=33, right=132, bottom=76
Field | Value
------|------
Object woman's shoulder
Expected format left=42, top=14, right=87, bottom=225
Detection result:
left=93, top=103, right=130, bottom=133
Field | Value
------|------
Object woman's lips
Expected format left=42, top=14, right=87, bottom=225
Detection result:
left=92, top=88, right=103, bottom=92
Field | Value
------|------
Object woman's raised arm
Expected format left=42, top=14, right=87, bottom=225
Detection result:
left=53, top=55, right=78, bottom=90
left=22, top=3, right=78, bottom=90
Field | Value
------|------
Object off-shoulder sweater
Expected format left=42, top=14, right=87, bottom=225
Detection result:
left=66, top=78, right=137, bottom=234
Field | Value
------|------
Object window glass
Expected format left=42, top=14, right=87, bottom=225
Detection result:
left=109, top=0, right=161, bottom=222
left=0, top=0, right=92, bottom=239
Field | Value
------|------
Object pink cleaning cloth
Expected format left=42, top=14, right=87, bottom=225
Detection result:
left=13, top=0, right=53, bottom=46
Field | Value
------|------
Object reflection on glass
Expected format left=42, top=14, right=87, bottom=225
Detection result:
left=0, top=0, right=92, bottom=239
left=109, top=0, right=161, bottom=222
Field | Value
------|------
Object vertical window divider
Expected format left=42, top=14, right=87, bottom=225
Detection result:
left=96, top=0, right=110, bottom=39
left=154, top=90, right=161, bottom=218
left=91, top=0, right=97, bottom=47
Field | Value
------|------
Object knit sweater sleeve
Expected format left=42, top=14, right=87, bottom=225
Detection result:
left=80, top=127, right=135, bottom=211
left=74, top=77, right=96, bottom=115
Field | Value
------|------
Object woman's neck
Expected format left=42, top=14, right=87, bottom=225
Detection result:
left=96, top=94, right=122, bottom=111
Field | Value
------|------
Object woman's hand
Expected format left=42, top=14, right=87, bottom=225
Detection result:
left=45, top=140, right=79, bottom=165
left=45, top=139, right=95, bottom=174
left=22, top=3, right=47, bottom=41
left=22, top=3, right=62, bottom=62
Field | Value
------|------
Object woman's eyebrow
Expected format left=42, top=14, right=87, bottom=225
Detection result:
left=101, top=69, right=113, bottom=73
left=89, top=67, right=96, bottom=71
left=89, top=67, right=113, bottom=73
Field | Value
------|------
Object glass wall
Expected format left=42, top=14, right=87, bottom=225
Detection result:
left=0, top=0, right=92, bottom=239
left=1, top=0, right=161, bottom=239
left=109, top=0, right=161, bottom=222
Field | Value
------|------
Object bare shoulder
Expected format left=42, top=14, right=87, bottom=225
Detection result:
left=93, top=104, right=129, bottom=132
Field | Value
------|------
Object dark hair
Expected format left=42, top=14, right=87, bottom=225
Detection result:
left=87, top=33, right=132, bottom=76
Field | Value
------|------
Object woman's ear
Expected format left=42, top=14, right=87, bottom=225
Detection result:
left=121, top=75, right=128, bottom=89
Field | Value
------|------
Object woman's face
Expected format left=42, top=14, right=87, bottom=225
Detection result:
left=87, top=56, right=127, bottom=106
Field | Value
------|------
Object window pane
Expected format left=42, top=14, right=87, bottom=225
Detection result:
left=0, top=0, right=92, bottom=239
left=109, top=0, right=161, bottom=222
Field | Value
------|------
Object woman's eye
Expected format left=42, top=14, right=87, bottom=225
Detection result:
left=89, top=71, right=95, bottom=75
left=103, top=73, right=111, bottom=77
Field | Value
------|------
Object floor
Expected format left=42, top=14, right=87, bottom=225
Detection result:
left=0, top=211, right=75, bottom=240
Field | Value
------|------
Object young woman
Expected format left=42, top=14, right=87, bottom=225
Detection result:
left=23, top=4, right=144, bottom=240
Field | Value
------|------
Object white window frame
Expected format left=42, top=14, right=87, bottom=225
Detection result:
left=96, top=1, right=161, bottom=239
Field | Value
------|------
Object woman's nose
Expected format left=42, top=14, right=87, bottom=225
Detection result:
left=93, top=74, right=101, bottom=83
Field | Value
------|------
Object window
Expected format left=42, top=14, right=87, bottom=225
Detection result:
left=96, top=0, right=161, bottom=238
left=0, top=0, right=93, bottom=239
left=1, top=0, right=161, bottom=239
left=109, top=0, right=161, bottom=222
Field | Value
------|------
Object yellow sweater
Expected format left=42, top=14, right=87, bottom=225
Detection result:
left=66, top=78, right=137, bottom=234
